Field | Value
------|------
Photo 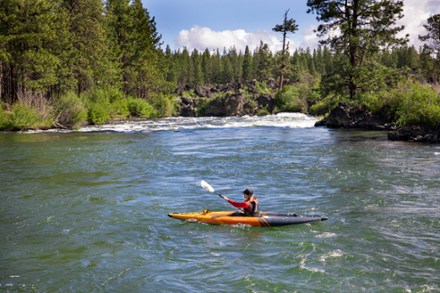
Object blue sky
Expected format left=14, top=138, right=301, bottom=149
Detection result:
left=143, top=0, right=440, bottom=52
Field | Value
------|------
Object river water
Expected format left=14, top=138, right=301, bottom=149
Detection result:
left=1, top=113, right=439, bottom=292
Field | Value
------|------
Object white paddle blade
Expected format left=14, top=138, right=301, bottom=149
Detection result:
left=200, top=180, right=215, bottom=193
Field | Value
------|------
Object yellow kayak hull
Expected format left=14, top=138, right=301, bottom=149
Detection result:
left=168, top=210, right=327, bottom=227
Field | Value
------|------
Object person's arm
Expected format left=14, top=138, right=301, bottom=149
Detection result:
left=226, top=199, right=250, bottom=209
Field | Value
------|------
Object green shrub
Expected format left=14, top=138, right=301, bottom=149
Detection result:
left=110, top=98, right=130, bottom=119
left=395, top=82, right=440, bottom=127
left=9, top=101, right=43, bottom=130
left=84, top=88, right=112, bottom=125
left=256, top=81, right=271, bottom=95
left=358, top=92, right=382, bottom=112
left=127, top=97, right=156, bottom=118
left=309, top=94, right=345, bottom=116
left=275, top=84, right=308, bottom=113
left=256, top=106, right=270, bottom=116
left=0, top=106, right=10, bottom=130
left=151, top=93, right=178, bottom=117
left=53, top=92, right=87, bottom=129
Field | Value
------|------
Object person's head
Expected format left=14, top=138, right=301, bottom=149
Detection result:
left=243, top=188, right=253, bottom=200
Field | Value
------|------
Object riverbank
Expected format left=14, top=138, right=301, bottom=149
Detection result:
left=2, top=81, right=439, bottom=143
left=314, top=102, right=440, bottom=143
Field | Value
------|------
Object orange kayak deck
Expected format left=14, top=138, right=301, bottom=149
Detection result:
left=168, top=210, right=328, bottom=227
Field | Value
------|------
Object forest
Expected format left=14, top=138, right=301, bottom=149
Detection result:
left=0, top=0, right=439, bottom=131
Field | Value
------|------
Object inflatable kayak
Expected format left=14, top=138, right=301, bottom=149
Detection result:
left=168, top=210, right=328, bottom=227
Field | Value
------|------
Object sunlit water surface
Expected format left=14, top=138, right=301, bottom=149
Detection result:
left=1, top=113, right=439, bottom=292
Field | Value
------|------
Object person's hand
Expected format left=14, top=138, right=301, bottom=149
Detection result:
left=222, top=196, right=229, bottom=201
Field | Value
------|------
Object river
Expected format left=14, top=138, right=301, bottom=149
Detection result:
left=1, top=113, right=439, bottom=292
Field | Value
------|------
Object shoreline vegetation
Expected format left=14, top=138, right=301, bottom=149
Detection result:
left=1, top=1, right=439, bottom=142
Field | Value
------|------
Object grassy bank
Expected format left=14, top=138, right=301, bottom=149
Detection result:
left=0, top=87, right=178, bottom=131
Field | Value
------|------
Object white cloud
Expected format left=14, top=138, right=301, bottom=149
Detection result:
left=397, top=0, right=440, bottom=47
left=298, top=25, right=321, bottom=50
left=174, top=1, right=440, bottom=53
left=175, top=26, right=285, bottom=53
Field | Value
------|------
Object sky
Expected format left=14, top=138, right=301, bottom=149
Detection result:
left=143, top=0, right=440, bottom=53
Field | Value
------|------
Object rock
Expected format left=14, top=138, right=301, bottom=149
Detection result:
left=256, top=94, right=275, bottom=113
left=179, top=97, right=198, bottom=117
left=315, top=103, right=395, bottom=130
left=203, top=93, right=256, bottom=116
left=195, top=85, right=212, bottom=98
left=388, top=125, right=440, bottom=143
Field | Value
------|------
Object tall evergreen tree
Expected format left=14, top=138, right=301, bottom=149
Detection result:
left=105, top=0, right=133, bottom=94
left=254, top=42, right=273, bottom=82
left=272, top=9, right=298, bottom=89
left=419, top=14, right=440, bottom=60
left=63, top=0, right=116, bottom=96
left=191, top=49, right=203, bottom=86
left=242, top=45, right=253, bottom=82
left=419, top=14, right=440, bottom=83
left=201, top=49, right=212, bottom=84
left=307, top=0, right=408, bottom=99
left=0, top=0, right=65, bottom=103
left=129, top=0, right=163, bottom=97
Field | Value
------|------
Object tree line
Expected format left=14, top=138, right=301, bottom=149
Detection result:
left=164, top=43, right=439, bottom=89
left=0, top=0, right=439, bottom=130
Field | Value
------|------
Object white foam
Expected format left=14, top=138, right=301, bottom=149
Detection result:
left=319, top=250, right=343, bottom=262
left=77, top=113, right=317, bottom=133
left=315, top=232, right=337, bottom=239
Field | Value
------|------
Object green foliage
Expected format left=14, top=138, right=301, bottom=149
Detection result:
left=8, top=102, right=51, bottom=130
left=53, top=92, right=87, bottom=129
left=84, top=88, right=113, bottom=125
left=151, top=93, right=178, bottom=117
left=255, top=81, right=271, bottom=95
left=0, top=107, right=10, bottom=130
left=357, top=93, right=383, bottom=112
left=256, top=106, right=271, bottom=116
left=127, top=97, right=156, bottom=118
left=307, top=0, right=407, bottom=99
left=309, top=94, right=345, bottom=116
left=275, top=84, right=309, bottom=113
left=394, top=82, right=440, bottom=127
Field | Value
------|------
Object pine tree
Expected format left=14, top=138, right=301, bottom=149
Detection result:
left=191, top=49, right=203, bottom=86
left=419, top=14, right=440, bottom=83
left=242, top=45, right=253, bottom=82
left=419, top=14, right=440, bottom=60
left=0, top=0, right=66, bottom=103
left=272, top=9, right=298, bottom=89
left=254, top=42, right=273, bottom=82
left=129, top=0, right=163, bottom=97
left=307, top=0, right=408, bottom=100
left=201, top=49, right=212, bottom=85
left=62, top=0, right=116, bottom=96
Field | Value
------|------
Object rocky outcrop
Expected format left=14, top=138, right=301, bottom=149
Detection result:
left=202, top=93, right=257, bottom=116
left=315, top=103, right=395, bottom=130
left=388, top=125, right=440, bottom=143
left=315, top=102, right=440, bottom=143
left=177, top=82, right=275, bottom=117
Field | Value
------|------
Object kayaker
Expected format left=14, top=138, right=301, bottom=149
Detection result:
left=222, top=188, right=259, bottom=216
